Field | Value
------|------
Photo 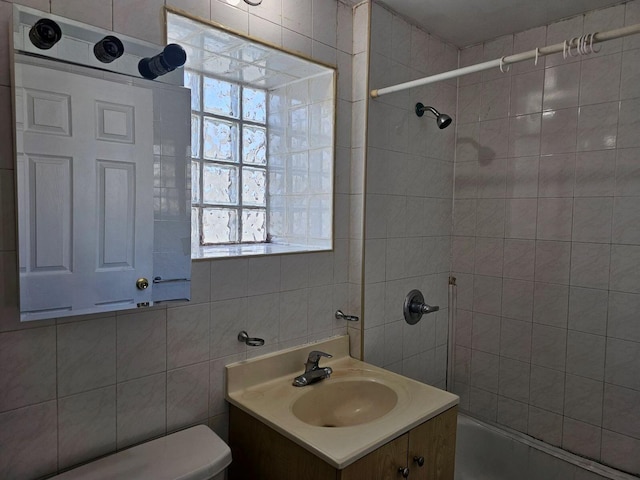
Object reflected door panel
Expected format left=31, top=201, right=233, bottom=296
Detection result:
left=16, top=62, right=154, bottom=319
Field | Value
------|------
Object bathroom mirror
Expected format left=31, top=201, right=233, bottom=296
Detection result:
left=12, top=6, right=192, bottom=321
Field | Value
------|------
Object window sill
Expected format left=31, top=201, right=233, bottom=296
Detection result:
left=191, top=242, right=331, bottom=260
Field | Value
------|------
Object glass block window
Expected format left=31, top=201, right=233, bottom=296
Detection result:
left=189, top=70, right=268, bottom=245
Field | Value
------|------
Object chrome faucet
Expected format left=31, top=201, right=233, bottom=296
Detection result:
left=292, top=351, right=333, bottom=387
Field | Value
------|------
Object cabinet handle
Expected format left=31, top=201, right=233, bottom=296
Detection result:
left=398, top=466, right=410, bottom=478
left=413, top=456, right=425, bottom=467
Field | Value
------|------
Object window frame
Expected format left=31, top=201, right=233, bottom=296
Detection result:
left=166, top=9, right=337, bottom=260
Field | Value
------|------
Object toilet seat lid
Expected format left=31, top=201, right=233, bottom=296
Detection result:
left=52, top=425, right=232, bottom=480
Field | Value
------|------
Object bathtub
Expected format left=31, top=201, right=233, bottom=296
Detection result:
left=454, top=413, right=635, bottom=480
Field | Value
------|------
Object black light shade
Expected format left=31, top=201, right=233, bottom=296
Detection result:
left=94, top=36, right=124, bottom=63
left=138, top=43, right=187, bottom=80
left=29, top=19, right=62, bottom=50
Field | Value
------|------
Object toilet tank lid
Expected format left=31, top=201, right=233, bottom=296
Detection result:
left=51, top=425, right=232, bottom=480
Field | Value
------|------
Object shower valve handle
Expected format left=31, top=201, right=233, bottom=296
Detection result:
left=403, top=289, right=439, bottom=325
left=412, top=302, right=439, bottom=314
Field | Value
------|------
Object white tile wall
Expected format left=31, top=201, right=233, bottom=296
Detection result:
left=452, top=1, right=640, bottom=475
left=0, top=1, right=362, bottom=478
left=362, top=1, right=455, bottom=388
left=5, top=0, right=638, bottom=476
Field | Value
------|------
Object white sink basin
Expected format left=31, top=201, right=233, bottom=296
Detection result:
left=291, top=379, right=398, bottom=427
left=226, top=336, right=459, bottom=469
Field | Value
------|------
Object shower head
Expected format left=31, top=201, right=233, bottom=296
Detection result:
left=415, top=102, right=453, bottom=129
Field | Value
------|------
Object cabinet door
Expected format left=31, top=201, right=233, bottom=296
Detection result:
left=408, top=407, right=457, bottom=480
left=339, top=434, right=408, bottom=480
left=229, top=405, right=338, bottom=480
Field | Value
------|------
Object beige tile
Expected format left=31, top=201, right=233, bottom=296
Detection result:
left=601, top=429, right=640, bottom=474
left=116, top=309, right=167, bottom=382
left=0, top=327, right=56, bottom=412
left=51, top=0, right=113, bottom=29
left=572, top=197, right=613, bottom=243
left=579, top=54, right=621, bottom=106
left=602, top=383, right=640, bottom=439
left=568, top=287, right=607, bottom=335
left=607, top=291, right=640, bottom=342
left=472, top=274, right=502, bottom=316
left=531, top=323, right=566, bottom=371
left=562, top=418, right=602, bottom=460
left=0, top=401, right=57, bottom=479
left=528, top=405, right=563, bottom=446
left=543, top=63, right=580, bottom=111
left=530, top=365, right=564, bottom=414
left=540, top=108, right=578, bottom=155
left=576, top=102, right=619, bottom=152
left=537, top=197, right=573, bottom=241
left=167, top=362, right=209, bottom=432
left=566, top=330, right=605, bottom=381
left=618, top=98, right=640, bottom=149
left=538, top=153, right=576, bottom=197
left=58, top=387, right=116, bottom=469
left=57, top=318, right=116, bottom=397
left=510, top=70, right=543, bottom=116
left=498, top=357, right=530, bottom=403
left=167, top=303, right=209, bottom=369
left=116, top=374, right=166, bottom=449
left=501, top=279, right=533, bottom=322
left=564, top=374, right=603, bottom=426
left=533, top=282, right=569, bottom=328
left=208, top=298, right=246, bottom=361
left=508, top=113, right=541, bottom=157
left=114, top=0, right=164, bottom=44
left=610, top=244, right=640, bottom=293
left=605, top=337, right=640, bottom=390
left=471, top=312, right=500, bottom=355
left=574, top=150, right=616, bottom=197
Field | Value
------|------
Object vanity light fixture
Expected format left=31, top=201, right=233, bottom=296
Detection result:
left=29, top=18, right=62, bottom=49
left=138, top=43, right=187, bottom=80
left=94, top=35, right=124, bottom=63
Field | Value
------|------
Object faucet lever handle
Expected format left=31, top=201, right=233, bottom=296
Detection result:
left=307, top=350, right=332, bottom=364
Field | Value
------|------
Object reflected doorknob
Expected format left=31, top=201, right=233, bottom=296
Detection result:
left=136, top=277, right=150, bottom=290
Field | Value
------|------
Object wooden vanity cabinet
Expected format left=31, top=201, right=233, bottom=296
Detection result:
left=406, top=406, right=457, bottom=480
left=229, top=405, right=457, bottom=480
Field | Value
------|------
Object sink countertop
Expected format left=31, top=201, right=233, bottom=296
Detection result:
left=225, top=335, right=459, bottom=469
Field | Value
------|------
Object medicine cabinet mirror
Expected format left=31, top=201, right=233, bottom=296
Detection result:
left=12, top=5, right=192, bottom=321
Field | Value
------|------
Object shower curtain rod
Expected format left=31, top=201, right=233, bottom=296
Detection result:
left=370, top=22, right=640, bottom=98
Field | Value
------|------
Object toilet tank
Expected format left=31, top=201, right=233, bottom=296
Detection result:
left=51, top=426, right=232, bottom=480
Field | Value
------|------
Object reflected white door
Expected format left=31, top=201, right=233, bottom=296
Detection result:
left=16, top=63, right=154, bottom=319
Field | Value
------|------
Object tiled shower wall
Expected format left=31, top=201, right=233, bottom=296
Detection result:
left=0, top=1, right=363, bottom=479
left=452, top=1, right=640, bottom=475
left=362, top=2, right=457, bottom=387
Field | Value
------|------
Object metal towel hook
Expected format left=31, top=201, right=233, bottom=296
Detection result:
left=335, top=310, right=359, bottom=322
left=237, top=331, right=265, bottom=347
